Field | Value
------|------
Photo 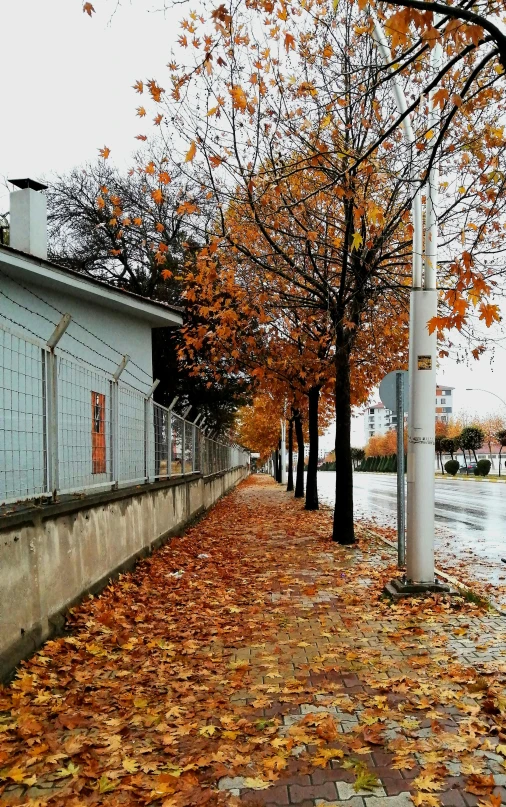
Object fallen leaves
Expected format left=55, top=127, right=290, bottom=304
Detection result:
left=0, top=478, right=503, bottom=807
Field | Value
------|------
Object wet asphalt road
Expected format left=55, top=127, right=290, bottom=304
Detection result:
left=317, top=471, right=506, bottom=590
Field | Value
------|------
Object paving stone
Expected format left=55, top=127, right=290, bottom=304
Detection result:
left=289, top=782, right=339, bottom=803
left=336, top=783, right=386, bottom=800
left=312, top=768, right=355, bottom=785
left=363, top=795, right=413, bottom=807
left=218, top=776, right=245, bottom=790
left=241, top=784, right=289, bottom=805
left=440, top=791, right=467, bottom=807
left=300, top=703, right=339, bottom=715
left=315, top=798, right=365, bottom=807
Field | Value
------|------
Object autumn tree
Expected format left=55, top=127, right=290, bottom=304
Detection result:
left=496, top=429, right=506, bottom=476
left=181, top=227, right=337, bottom=510
left=42, top=158, right=249, bottom=432
left=460, top=425, right=484, bottom=464
left=135, top=0, right=424, bottom=543
left=85, top=0, right=506, bottom=538
left=47, top=160, right=189, bottom=301
left=479, top=413, right=506, bottom=454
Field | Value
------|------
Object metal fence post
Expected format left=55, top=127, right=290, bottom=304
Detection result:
left=144, top=379, right=160, bottom=483
left=396, top=372, right=406, bottom=568
left=110, top=355, right=130, bottom=489
left=181, top=420, right=186, bottom=475
left=41, top=348, right=49, bottom=495
left=46, top=314, right=72, bottom=500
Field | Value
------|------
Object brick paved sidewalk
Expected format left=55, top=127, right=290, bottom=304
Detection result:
left=2, top=476, right=506, bottom=807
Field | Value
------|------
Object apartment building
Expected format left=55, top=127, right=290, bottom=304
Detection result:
left=364, top=385, right=454, bottom=442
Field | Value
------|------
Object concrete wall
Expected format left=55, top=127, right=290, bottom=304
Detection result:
left=0, top=467, right=247, bottom=681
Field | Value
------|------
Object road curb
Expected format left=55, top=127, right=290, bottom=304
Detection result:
left=358, top=525, right=506, bottom=616
left=356, top=472, right=506, bottom=483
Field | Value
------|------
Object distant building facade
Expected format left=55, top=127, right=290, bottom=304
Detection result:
left=365, top=385, right=454, bottom=442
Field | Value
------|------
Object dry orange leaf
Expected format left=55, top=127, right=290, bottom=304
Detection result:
left=185, top=141, right=197, bottom=162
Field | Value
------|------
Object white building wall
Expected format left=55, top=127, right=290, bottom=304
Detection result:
left=0, top=273, right=156, bottom=503
left=0, top=272, right=153, bottom=389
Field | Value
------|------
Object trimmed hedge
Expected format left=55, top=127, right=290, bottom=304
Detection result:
left=444, top=459, right=460, bottom=476
left=476, top=459, right=491, bottom=477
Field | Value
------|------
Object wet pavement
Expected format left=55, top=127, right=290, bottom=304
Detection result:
left=317, top=471, right=506, bottom=600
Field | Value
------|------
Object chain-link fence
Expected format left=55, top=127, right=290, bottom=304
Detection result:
left=0, top=324, right=250, bottom=507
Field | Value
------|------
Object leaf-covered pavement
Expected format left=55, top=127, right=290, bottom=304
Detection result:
left=2, top=476, right=506, bottom=807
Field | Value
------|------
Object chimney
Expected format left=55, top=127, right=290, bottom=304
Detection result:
left=8, top=178, right=48, bottom=260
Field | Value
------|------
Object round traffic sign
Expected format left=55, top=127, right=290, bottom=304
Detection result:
left=379, top=370, right=409, bottom=414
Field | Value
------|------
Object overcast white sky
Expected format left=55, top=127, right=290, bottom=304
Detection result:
left=2, top=1, right=506, bottom=449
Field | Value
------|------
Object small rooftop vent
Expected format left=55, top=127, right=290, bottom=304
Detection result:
left=8, top=177, right=48, bottom=260
left=9, top=178, right=48, bottom=192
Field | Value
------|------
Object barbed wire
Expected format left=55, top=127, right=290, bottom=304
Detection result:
left=0, top=268, right=153, bottom=379
left=0, top=284, right=151, bottom=389
left=0, top=306, right=150, bottom=392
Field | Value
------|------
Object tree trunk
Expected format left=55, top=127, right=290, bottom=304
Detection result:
left=333, top=346, right=355, bottom=544
left=499, top=446, right=503, bottom=477
left=294, top=411, right=305, bottom=498
left=462, top=447, right=468, bottom=474
left=287, top=418, right=294, bottom=492
left=275, top=448, right=281, bottom=482
left=305, top=386, right=319, bottom=510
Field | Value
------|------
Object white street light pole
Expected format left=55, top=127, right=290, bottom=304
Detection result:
left=406, top=23, right=442, bottom=584
left=280, top=418, right=287, bottom=485
left=466, top=388, right=506, bottom=408
left=372, top=14, right=442, bottom=585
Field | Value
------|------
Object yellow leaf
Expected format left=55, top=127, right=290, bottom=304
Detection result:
left=411, top=794, right=440, bottom=807
left=5, top=767, right=26, bottom=783
left=263, top=755, right=287, bottom=772
left=351, top=232, right=363, bottom=250
left=207, top=106, right=219, bottom=116
left=243, top=777, right=271, bottom=790
left=412, top=775, right=443, bottom=792
left=151, top=189, right=164, bottom=204
left=99, top=146, right=110, bottom=159
left=185, top=141, right=197, bottom=162
left=199, top=725, right=218, bottom=737
left=122, top=757, right=139, bottom=773
left=98, top=775, right=116, bottom=793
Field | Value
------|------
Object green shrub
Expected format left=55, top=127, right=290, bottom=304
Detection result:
left=476, top=459, right=491, bottom=477
left=444, top=459, right=460, bottom=476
